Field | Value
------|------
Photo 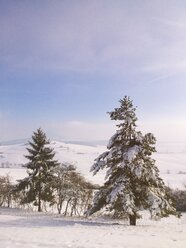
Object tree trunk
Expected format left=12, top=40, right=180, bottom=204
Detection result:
left=64, top=198, right=71, bottom=216
left=7, top=193, right=11, bottom=208
left=38, top=197, right=42, bottom=212
left=70, top=198, right=77, bottom=217
left=129, top=214, right=136, bottom=226
left=38, top=182, right=42, bottom=212
left=57, top=198, right=64, bottom=214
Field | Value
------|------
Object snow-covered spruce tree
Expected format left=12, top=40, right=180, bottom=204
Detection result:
left=16, top=128, right=59, bottom=212
left=88, top=96, right=177, bottom=225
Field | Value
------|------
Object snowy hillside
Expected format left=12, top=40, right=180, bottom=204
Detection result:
left=0, top=207, right=185, bottom=248
left=0, top=141, right=186, bottom=188
left=0, top=141, right=106, bottom=185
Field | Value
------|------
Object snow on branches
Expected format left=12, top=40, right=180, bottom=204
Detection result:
left=88, top=96, right=178, bottom=225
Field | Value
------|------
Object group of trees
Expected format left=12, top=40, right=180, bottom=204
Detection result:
left=0, top=96, right=185, bottom=225
left=0, top=170, right=95, bottom=216
left=53, top=163, right=95, bottom=215
left=11, top=128, right=95, bottom=215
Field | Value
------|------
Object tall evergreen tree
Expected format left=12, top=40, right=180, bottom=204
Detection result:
left=16, top=128, right=59, bottom=212
left=88, top=96, right=177, bottom=225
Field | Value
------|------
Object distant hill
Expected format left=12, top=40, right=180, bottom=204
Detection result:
left=0, top=139, right=29, bottom=146
left=0, top=140, right=186, bottom=189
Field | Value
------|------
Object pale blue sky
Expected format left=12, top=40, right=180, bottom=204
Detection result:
left=1, top=0, right=186, bottom=142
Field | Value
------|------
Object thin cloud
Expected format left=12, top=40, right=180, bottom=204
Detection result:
left=141, top=60, right=186, bottom=75
left=152, top=17, right=186, bottom=29
left=146, top=73, right=175, bottom=84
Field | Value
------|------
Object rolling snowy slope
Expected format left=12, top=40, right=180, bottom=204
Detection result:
left=0, top=141, right=186, bottom=188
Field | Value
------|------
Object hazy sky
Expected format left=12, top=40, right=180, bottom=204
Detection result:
left=1, top=0, right=186, bottom=142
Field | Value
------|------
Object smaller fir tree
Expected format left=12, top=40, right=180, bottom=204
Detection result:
left=16, top=128, right=59, bottom=212
left=87, top=96, right=177, bottom=225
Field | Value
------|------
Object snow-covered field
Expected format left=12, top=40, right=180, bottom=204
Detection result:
left=0, top=207, right=185, bottom=248
left=0, top=141, right=186, bottom=248
left=0, top=140, right=186, bottom=188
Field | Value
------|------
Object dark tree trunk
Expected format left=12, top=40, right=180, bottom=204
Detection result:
left=64, top=198, right=71, bottom=216
left=7, top=193, right=11, bottom=208
left=129, top=214, right=136, bottom=226
left=38, top=181, right=42, bottom=212
left=57, top=198, right=64, bottom=214
left=38, top=197, right=42, bottom=212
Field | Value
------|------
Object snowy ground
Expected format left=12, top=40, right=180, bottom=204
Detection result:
left=0, top=141, right=186, bottom=247
left=0, top=207, right=186, bottom=248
